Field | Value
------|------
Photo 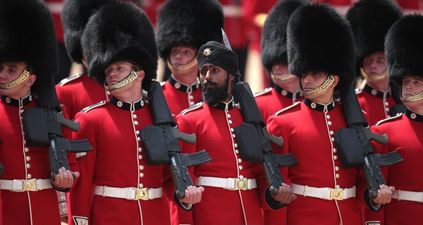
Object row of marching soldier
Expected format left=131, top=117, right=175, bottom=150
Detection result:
left=0, top=0, right=422, bottom=225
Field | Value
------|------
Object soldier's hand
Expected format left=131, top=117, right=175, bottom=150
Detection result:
left=180, top=185, right=204, bottom=204
left=372, top=184, right=394, bottom=205
left=271, top=183, right=296, bottom=204
left=53, top=167, right=80, bottom=189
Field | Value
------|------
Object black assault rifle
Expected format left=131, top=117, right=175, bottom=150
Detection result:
left=22, top=107, right=92, bottom=180
left=140, top=81, right=211, bottom=199
left=334, top=83, right=402, bottom=209
left=233, top=81, right=296, bottom=195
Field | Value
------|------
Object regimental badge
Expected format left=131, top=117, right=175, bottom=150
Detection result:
left=203, top=48, right=212, bottom=57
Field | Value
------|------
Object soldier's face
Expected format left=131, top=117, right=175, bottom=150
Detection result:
left=169, top=46, right=197, bottom=67
left=271, top=63, right=299, bottom=89
left=362, top=51, right=387, bottom=76
left=301, top=71, right=329, bottom=91
left=402, top=76, right=423, bottom=97
left=0, top=62, right=35, bottom=97
left=200, top=64, right=233, bottom=104
left=105, top=61, right=137, bottom=85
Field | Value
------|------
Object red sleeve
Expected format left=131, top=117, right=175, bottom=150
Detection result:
left=69, top=112, right=97, bottom=225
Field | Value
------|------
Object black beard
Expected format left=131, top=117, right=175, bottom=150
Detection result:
left=202, top=78, right=229, bottom=105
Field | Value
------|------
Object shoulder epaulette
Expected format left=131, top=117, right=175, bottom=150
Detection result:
left=80, top=100, right=107, bottom=113
left=273, top=101, right=301, bottom=117
left=58, top=73, right=83, bottom=86
left=254, top=87, right=272, bottom=97
left=181, top=102, right=203, bottom=115
left=375, top=113, right=402, bottom=126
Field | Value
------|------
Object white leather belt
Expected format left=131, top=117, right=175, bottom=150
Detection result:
left=393, top=189, right=423, bottom=203
left=94, top=185, right=162, bottom=201
left=197, top=176, right=257, bottom=191
left=0, top=179, right=53, bottom=192
left=292, top=184, right=356, bottom=201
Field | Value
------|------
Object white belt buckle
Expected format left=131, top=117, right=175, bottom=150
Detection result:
left=236, top=178, right=248, bottom=190
left=132, top=188, right=149, bottom=201
left=13, top=179, right=37, bottom=192
left=329, top=188, right=344, bottom=200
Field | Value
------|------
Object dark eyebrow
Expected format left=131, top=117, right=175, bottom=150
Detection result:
left=5, top=64, right=17, bottom=68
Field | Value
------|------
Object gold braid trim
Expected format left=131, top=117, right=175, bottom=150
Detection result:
left=167, top=58, right=198, bottom=73
left=302, top=75, right=335, bottom=99
left=360, top=68, right=387, bottom=82
left=402, top=91, right=423, bottom=103
left=0, top=68, right=30, bottom=89
left=271, top=73, right=297, bottom=81
left=104, top=70, right=138, bottom=92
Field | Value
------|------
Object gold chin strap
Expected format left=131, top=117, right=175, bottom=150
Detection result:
left=360, top=68, right=387, bottom=82
left=271, top=73, right=297, bottom=82
left=167, top=58, right=198, bottom=73
left=104, top=70, right=138, bottom=92
left=302, top=75, right=335, bottom=99
left=402, top=91, right=423, bottom=103
left=0, top=68, right=31, bottom=89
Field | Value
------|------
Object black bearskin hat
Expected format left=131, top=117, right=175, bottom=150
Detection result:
left=0, top=0, right=58, bottom=99
left=385, top=15, right=423, bottom=83
left=156, top=0, right=223, bottom=60
left=82, top=1, right=158, bottom=89
left=261, top=0, right=308, bottom=73
left=287, top=4, right=356, bottom=86
left=62, top=0, right=114, bottom=63
left=346, top=0, right=402, bottom=66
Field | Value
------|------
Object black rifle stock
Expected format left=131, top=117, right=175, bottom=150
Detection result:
left=233, top=81, right=296, bottom=195
left=22, top=107, right=92, bottom=179
left=140, top=81, right=211, bottom=199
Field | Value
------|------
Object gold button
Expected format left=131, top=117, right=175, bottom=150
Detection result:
left=139, top=173, right=144, bottom=178
left=238, top=158, right=242, bottom=163
left=335, top=166, right=339, bottom=171
left=139, top=165, right=144, bottom=170
left=335, top=174, right=340, bottom=179
left=230, top=128, right=234, bottom=132
left=189, top=95, right=194, bottom=100
left=234, top=143, right=238, bottom=148
left=327, top=121, right=332, bottom=126
left=326, top=115, right=331, bottom=119
left=227, top=114, right=231, bottom=118
left=134, top=121, right=139, bottom=126
left=228, top=120, right=233, bottom=124
left=139, top=183, right=144, bottom=188
left=335, top=185, right=340, bottom=189
left=26, top=156, right=31, bottom=161
left=331, top=137, right=335, bottom=142
left=24, top=147, right=29, bottom=152
left=333, top=148, right=337, bottom=153
left=138, top=147, right=142, bottom=152
left=133, top=114, right=138, bottom=119
left=27, top=174, right=32, bottom=179
left=139, top=155, right=143, bottom=160
left=239, top=166, right=243, bottom=170
left=329, top=131, right=334, bottom=135
left=136, top=130, right=140, bottom=135
left=334, top=155, right=338, bottom=160
left=235, top=150, right=239, bottom=154
left=385, top=102, right=389, bottom=106
left=239, top=175, right=244, bottom=179
left=26, top=163, right=31, bottom=169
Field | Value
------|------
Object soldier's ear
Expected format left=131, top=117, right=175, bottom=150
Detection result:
left=332, top=75, right=340, bottom=88
left=137, top=70, right=145, bottom=80
left=27, top=74, right=36, bottom=86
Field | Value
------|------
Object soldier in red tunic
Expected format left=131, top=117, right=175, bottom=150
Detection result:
left=176, top=41, right=295, bottom=225
left=267, top=4, right=393, bottom=225
left=156, top=0, right=223, bottom=115
left=370, top=14, right=423, bottom=225
left=256, top=0, right=305, bottom=123
left=256, top=1, right=305, bottom=224
left=70, top=2, right=203, bottom=225
left=0, top=1, right=78, bottom=225
left=56, top=0, right=113, bottom=120
left=346, top=0, right=403, bottom=125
